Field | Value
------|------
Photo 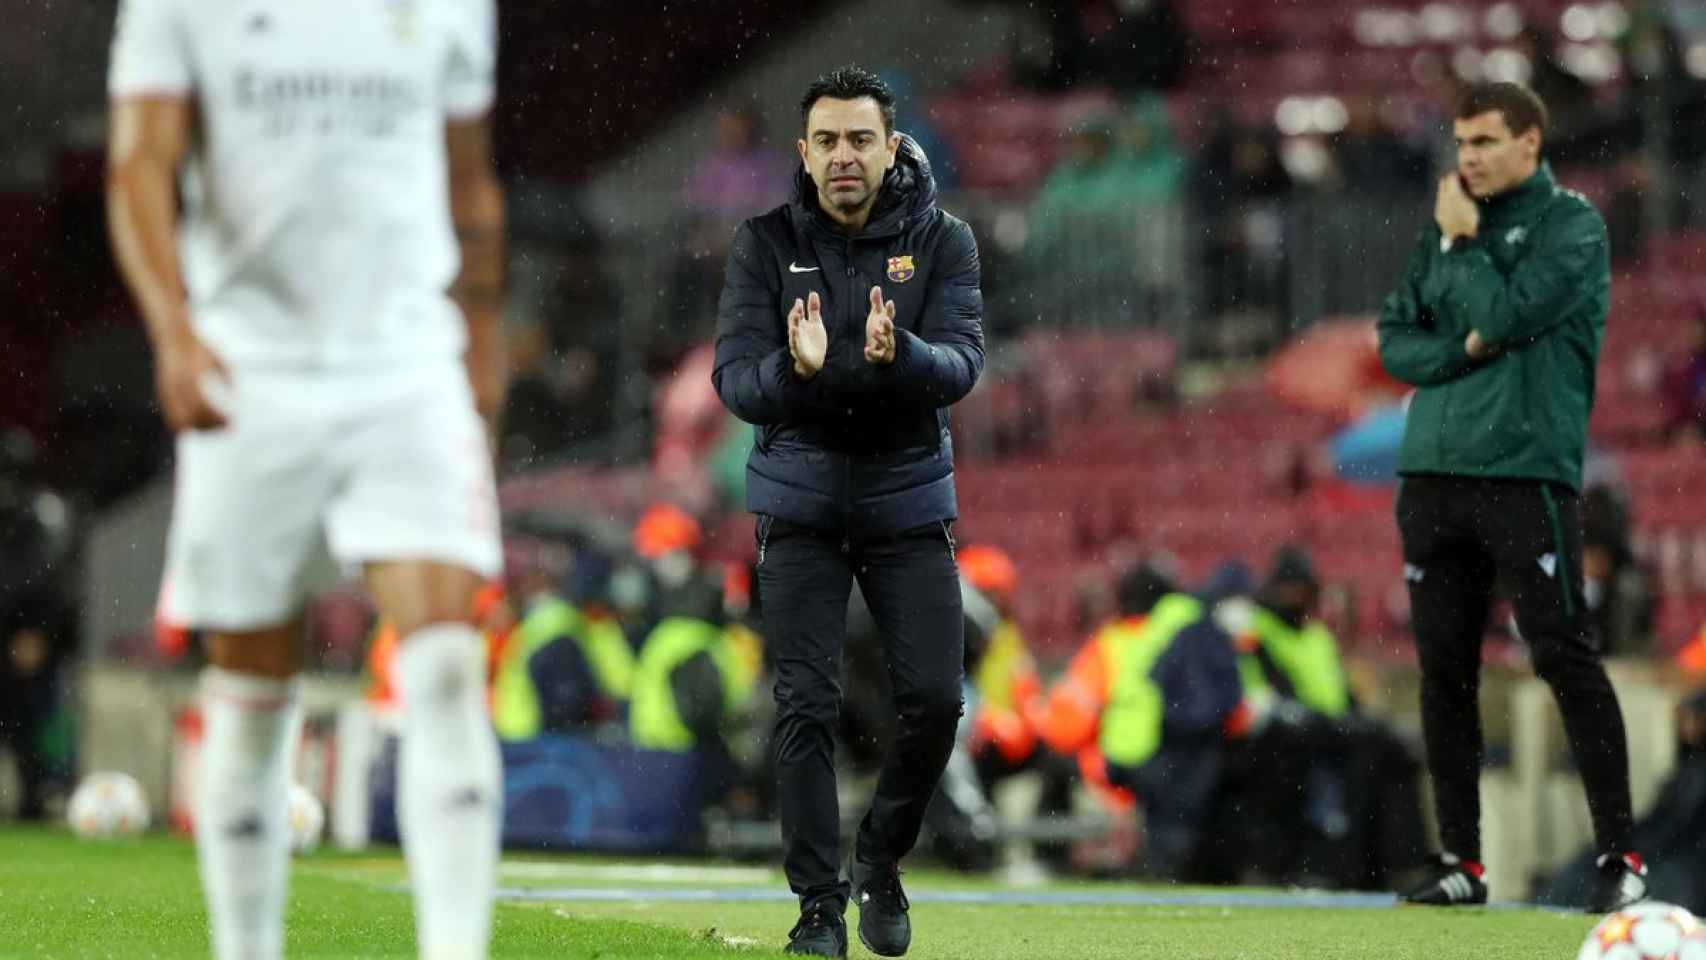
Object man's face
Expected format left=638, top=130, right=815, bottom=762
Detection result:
left=1271, top=581, right=1318, bottom=623
left=1454, top=111, right=1540, bottom=198
left=797, top=96, right=898, bottom=217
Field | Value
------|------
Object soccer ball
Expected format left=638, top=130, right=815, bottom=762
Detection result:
left=1579, top=902, right=1706, bottom=960
left=66, top=771, right=150, bottom=838
left=287, top=783, right=324, bottom=855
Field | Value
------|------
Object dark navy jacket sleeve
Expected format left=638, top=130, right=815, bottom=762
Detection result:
left=712, top=222, right=835, bottom=425
left=1153, top=620, right=1244, bottom=742
left=886, top=217, right=985, bottom=408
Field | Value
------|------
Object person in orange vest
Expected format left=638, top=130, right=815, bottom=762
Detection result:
left=938, top=545, right=1077, bottom=868
left=1024, top=562, right=1178, bottom=814
left=1679, top=621, right=1706, bottom=678
left=368, top=580, right=512, bottom=714
left=958, top=546, right=1041, bottom=773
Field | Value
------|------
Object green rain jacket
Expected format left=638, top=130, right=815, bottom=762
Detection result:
left=1377, top=163, right=1609, bottom=491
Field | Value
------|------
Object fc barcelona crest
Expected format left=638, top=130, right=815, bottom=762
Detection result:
left=886, top=255, right=915, bottom=283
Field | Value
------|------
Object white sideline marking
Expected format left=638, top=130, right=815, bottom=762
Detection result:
left=506, top=885, right=1576, bottom=913
left=503, top=861, right=776, bottom=885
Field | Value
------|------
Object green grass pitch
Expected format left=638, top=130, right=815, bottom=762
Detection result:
left=0, top=826, right=1600, bottom=958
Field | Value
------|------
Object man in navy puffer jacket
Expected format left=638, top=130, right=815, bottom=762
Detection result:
left=712, top=65, right=984, bottom=959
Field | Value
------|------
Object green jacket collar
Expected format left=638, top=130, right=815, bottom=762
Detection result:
left=1478, top=162, right=1554, bottom=224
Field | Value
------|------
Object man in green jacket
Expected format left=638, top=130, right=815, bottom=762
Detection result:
left=1377, top=81, right=1644, bottom=911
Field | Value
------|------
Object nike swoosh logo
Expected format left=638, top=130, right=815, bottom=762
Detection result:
left=788, top=263, right=820, bottom=273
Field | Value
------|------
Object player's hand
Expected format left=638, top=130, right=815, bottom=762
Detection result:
left=863, top=285, right=896, bottom=365
left=154, top=328, right=231, bottom=432
left=1464, top=329, right=1494, bottom=360
left=1435, top=174, right=1479, bottom=242
left=788, top=291, right=827, bottom=380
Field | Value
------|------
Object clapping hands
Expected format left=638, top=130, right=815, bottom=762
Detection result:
left=788, top=292, right=827, bottom=380
left=864, top=285, right=896, bottom=365
left=787, top=286, right=899, bottom=379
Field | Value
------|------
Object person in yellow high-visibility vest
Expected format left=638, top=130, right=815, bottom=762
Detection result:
left=494, top=591, right=636, bottom=741
left=1095, top=567, right=1245, bottom=879
left=629, top=574, right=761, bottom=818
left=1233, top=546, right=1350, bottom=722
left=623, top=503, right=743, bottom=750
left=1212, top=547, right=1427, bottom=891
left=493, top=504, right=716, bottom=742
left=629, top=609, right=760, bottom=753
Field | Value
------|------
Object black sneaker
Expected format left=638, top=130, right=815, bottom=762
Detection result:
left=1401, top=854, right=1488, bottom=906
left=851, top=858, right=912, bottom=957
left=1588, top=853, right=1649, bottom=913
left=785, top=901, right=847, bottom=958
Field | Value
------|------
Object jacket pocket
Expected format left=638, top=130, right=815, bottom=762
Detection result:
left=1448, top=365, right=1523, bottom=470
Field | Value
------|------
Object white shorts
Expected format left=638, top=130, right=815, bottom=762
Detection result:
left=159, top=362, right=501, bottom=631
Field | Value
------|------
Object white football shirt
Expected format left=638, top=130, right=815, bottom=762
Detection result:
left=108, top=0, right=495, bottom=371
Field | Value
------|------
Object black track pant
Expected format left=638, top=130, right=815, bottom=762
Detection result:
left=1396, top=475, right=1633, bottom=862
left=756, top=516, right=964, bottom=910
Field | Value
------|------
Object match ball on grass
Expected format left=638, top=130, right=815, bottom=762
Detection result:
left=287, top=783, right=324, bottom=855
left=66, top=771, right=150, bottom=839
left=1579, top=902, right=1706, bottom=960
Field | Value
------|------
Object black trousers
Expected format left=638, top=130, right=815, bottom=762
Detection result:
left=756, top=516, right=964, bottom=909
left=1396, top=475, right=1633, bottom=861
left=0, top=678, right=62, bottom=821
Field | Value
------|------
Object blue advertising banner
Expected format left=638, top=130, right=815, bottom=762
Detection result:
left=368, top=733, right=708, bottom=853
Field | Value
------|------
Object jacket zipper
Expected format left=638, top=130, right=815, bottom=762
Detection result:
left=756, top=514, right=775, bottom=567
left=841, top=236, right=855, bottom=528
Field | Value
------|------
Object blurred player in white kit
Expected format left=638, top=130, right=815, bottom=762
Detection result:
left=105, top=1, right=507, bottom=957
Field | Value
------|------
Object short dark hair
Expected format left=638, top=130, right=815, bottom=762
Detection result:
left=1454, top=81, right=1548, bottom=141
left=799, top=65, right=896, bottom=135
left=1114, top=562, right=1175, bottom=618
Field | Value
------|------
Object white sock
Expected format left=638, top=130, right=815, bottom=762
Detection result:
left=396, top=623, right=502, bottom=960
left=196, top=667, right=300, bottom=960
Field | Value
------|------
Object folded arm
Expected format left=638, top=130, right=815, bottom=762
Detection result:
left=1439, top=202, right=1608, bottom=351
left=1377, top=231, right=1476, bottom=387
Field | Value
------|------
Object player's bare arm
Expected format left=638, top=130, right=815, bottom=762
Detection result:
left=107, top=95, right=230, bottom=432
left=447, top=113, right=508, bottom=431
